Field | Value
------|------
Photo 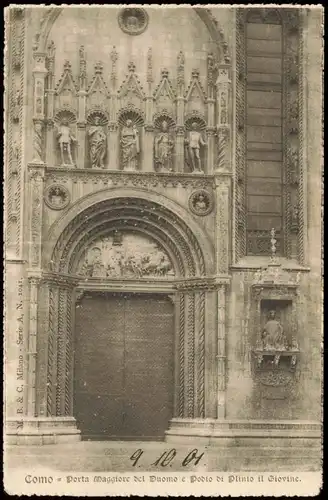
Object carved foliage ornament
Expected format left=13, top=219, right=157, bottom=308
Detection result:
left=189, top=189, right=214, bottom=216
left=44, top=184, right=70, bottom=210
left=118, top=8, right=149, bottom=36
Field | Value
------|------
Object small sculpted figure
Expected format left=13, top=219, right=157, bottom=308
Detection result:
left=121, top=119, right=140, bottom=170
left=262, top=310, right=288, bottom=351
left=57, top=120, right=77, bottom=165
left=88, top=116, right=107, bottom=169
left=185, top=122, right=207, bottom=172
left=154, top=120, right=174, bottom=172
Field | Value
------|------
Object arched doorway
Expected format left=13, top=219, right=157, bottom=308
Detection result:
left=73, top=229, right=177, bottom=440
left=37, top=191, right=217, bottom=440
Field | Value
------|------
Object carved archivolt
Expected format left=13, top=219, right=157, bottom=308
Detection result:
left=46, top=192, right=214, bottom=277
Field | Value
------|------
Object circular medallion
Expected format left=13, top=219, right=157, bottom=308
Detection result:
left=189, top=190, right=214, bottom=216
left=44, top=184, right=70, bottom=210
left=118, top=8, right=149, bottom=36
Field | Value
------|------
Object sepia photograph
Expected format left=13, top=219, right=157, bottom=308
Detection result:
left=3, top=4, right=323, bottom=496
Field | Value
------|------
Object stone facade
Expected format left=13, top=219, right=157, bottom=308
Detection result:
left=4, top=6, right=322, bottom=466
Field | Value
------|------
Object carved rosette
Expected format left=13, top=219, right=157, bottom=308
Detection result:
left=118, top=8, right=149, bottom=36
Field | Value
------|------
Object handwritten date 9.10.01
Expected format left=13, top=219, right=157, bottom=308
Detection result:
left=129, top=448, right=204, bottom=468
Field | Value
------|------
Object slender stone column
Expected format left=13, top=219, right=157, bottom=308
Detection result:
left=217, top=284, right=227, bottom=418
left=194, top=290, right=206, bottom=417
left=26, top=276, right=40, bottom=416
left=215, top=65, right=231, bottom=173
left=144, top=125, right=154, bottom=172
left=76, top=121, right=86, bottom=169
left=176, top=126, right=185, bottom=173
left=214, top=176, right=231, bottom=419
left=108, top=122, right=118, bottom=170
left=28, top=165, right=45, bottom=269
left=176, top=52, right=185, bottom=172
left=32, top=52, right=47, bottom=164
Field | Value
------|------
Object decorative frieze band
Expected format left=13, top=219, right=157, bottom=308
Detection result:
left=45, top=168, right=215, bottom=190
left=174, top=277, right=230, bottom=292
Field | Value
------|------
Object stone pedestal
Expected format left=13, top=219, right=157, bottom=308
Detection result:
left=6, top=417, right=81, bottom=445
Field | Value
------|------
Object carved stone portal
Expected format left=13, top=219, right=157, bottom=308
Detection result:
left=77, top=232, right=175, bottom=278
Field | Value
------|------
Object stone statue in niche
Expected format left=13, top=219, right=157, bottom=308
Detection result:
left=185, top=122, right=207, bottom=172
left=57, top=120, right=77, bottom=166
left=88, top=116, right=107, bottom=169
left=154, top=120, right=174, bottom=172
left=120, top=119, right=140, bottom=170
left=261, top=310, right=288, bottom=351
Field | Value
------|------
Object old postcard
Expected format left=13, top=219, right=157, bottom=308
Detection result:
left=3, top=4, right=323, bottom=496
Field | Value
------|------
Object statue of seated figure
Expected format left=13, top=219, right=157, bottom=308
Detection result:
left=261, top=310, right=288, bottom=351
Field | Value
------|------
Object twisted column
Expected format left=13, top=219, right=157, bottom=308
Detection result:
left=32, top=120, right=44, bottom=163
left=217, top=285, right=227, bottom=418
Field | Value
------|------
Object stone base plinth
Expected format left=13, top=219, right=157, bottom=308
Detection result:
left=166, top=418, right=322, bottom=442
left=165, top=419, right=322, bottom=470
left=5, top=417, right=81, bottom=445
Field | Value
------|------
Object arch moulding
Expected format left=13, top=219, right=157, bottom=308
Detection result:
left=44, top=187, right=215, bottom=278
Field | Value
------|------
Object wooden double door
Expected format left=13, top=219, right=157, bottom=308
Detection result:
left=74, top=292, right=175, bottom=440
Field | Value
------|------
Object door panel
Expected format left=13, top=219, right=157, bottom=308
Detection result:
left=74, top=293, right=174, bottom=439
left=124, top=296, right=174, bottom=437
left=74, top=294, right=125, bottom=438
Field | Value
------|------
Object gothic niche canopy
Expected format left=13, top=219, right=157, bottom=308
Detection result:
left=77, top=232, right=175, bottom=279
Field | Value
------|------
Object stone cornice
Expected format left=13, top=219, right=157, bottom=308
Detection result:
left=45, top=168, right=218, bottom=189
left=174, top=276, right=230, bottom=291
left=39, top=274, right=231, bottom=292
left=40, top=272, right=80, bottom=287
